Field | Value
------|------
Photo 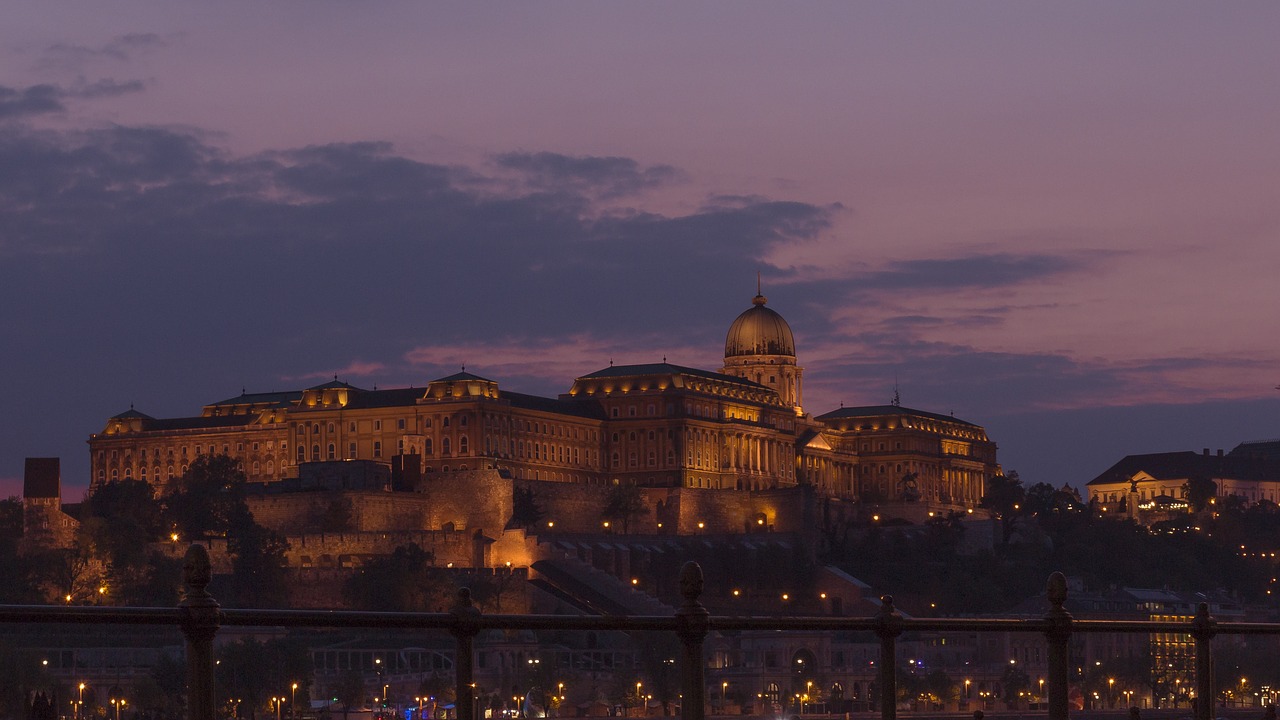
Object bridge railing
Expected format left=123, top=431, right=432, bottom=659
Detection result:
left=0, top=545, right=1272, bottom=720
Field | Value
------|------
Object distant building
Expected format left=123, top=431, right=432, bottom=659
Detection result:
left=21, top=457, right=78, bottom=550
left=87, top=292, right=1000, bottom=521
left=1087, top=441, right=1280, bottom=519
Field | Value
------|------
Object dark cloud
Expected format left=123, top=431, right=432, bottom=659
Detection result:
left=0, top=79, right=146, bottom=120
left=495, top=151, right=685, bottom=199
left=39, top=33, right=168, bottom=72
left=0, top=85, right=64, bottom=118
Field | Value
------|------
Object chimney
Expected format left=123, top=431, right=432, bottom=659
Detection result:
left=1218, top=449, right=1224, bottom=458
left=1203, top=448, right=1210, bottom=457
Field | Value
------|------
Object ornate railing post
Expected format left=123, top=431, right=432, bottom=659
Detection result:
left=675, top=561, right=709, bottom=720
left=451, top=587, right=482, bottom=720
left=874, top=595, right=902, bottom=720
left=179, top=544, right=221, bottom=720
left=1044, top=572, right=1073, bottom=720
left=1192, top=602, right=1217, bottom=720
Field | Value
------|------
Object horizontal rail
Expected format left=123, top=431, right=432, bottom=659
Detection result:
left=3, top=548, right=1278, bottom=720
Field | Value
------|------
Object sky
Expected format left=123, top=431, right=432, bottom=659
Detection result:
left=2, top=2, right=1279, bottom=500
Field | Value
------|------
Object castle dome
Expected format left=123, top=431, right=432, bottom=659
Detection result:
left=725, top=293, right=795, bottom=358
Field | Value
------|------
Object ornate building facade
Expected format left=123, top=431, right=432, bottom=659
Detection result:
left=88, top=292, right=999, bottom=519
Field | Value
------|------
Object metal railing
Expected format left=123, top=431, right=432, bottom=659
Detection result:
left=2, top=544, right=1276, bottom=720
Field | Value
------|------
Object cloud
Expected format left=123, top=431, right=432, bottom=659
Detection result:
left=494, top=151, right=685, bottom=200
left=285, top=361, right=388, bottom=383
left=0, top=80, right=146, bottom=120
left=0, top=85, right=64, bottom=118
left=39, top=33, right=169, bottom=72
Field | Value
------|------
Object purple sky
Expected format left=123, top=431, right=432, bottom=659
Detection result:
left=3, top=3, right=1279, bottom=500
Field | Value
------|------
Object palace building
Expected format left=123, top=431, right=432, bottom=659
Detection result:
left=89, top=292, right=999, bottom=519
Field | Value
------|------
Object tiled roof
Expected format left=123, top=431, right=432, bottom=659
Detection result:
left=340, top=387, right=427, bottom=410
left=816, top=404, right=980, bottom=428
left=110, top=408, right=154, bottom=420
left=143, top=415, right=257, bottom=431
left=1086, top=451, right=1280, bottom=486
left=306, top=379, right=364, bottom=391
left=208, top=390, right=303, bottom=407
left=578, top=362, right=766, bottom=389
left=503, top=391, right=606, bottom=419
left=434, top=371, right=495, bottom=383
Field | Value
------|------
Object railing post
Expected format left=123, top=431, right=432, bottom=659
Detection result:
left=451, top=587, right=482, bottom=720
left=874, top=595, right=902, bottom=720
left=676, top=561, right=709, bottom=720
left=1192, top=602, right=1217, bottom=720
left=179, top=544, right=221, bottom=720
left=1044, top=572, right=1073, bottom=720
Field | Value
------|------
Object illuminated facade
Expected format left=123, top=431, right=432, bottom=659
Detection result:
left=1087, top=443, right=1280, bottom=519
left=89, top=292, right=999, bottom=518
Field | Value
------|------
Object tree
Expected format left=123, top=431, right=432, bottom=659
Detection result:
left=508, top=487, right=546, bottom=530
left=980, top=471, right=1026, bottom=544
left=1183, top=475, right=1217, bottom=512
left=82, top=479, right=164, bottom=568
left=164, top=454, right=249, bottom=539
left=602, top=483, right=648, bottom=534
left=332, top=670, right=367, bottom=720
left=343, top=544, right=454, bottom=611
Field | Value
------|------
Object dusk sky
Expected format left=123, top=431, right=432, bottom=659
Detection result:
left=3, top=3, right=1279, bottom=499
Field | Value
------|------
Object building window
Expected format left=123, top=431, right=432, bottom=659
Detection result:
left=266, top=460, right=274, bottom=474
left=252, top=461, right=261, bottom=474
left=398, top=418, right=406, bottom=430
left=425, top=438, right=433, bottom=455
left=460, top=415, right=468, bottom=427
left=373, top=420, right=382, bottom=431
left=297, top=445, right=305, bottom=463
left=460, top=436, right=469, bottom=454
left=373, top=441, right=382, bottom=458
left=327, top=423, right=335, bottom=433
left=348, top=442, right=357, bottom=458
left=443, top=417, right=451, bottom=428
left=312, top=444, right=321, bottom=461
left=611, top=408, right=619, bottom=418
left=443, top=437, right=451, bottom=455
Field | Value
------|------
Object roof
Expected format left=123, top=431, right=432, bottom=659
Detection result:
left=578, top=362, right=766, bottom=389
left=110, top=408, right=154, bottom=420
left=816, top=404, right=981, bottom=428
left=306, top=379, right=364, bottom=391
left=1087, top=450, right=1280, bottom=486
left=208, top=390, right=304, bottom=407
left=434, top=371, right=495, bottom=383
left=143, top=415, right=257, bottom=431
left=23, top=458, right=60, bottom=499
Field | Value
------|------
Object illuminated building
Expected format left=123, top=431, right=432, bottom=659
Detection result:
left=1087, top=443, right=1280, bottom=520
left=88, top=292, right=999, bottom=519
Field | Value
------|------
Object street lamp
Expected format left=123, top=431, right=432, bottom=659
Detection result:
left=78, top=683, right=86, bottom=720
left=722, top=683, right=728, bottom=701
left=292, top=683, right=299, bottom=719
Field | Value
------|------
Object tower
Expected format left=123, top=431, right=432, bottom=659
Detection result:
left=722, top=289, right=804, bottom=415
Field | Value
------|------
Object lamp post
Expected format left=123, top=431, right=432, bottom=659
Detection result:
left=1109, top=678, right=1115, bottom=708
left=78, top=683, right=86, bottom=720
left=292, top=683, right=299, bottom=720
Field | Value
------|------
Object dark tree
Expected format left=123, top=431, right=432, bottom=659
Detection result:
left=508, top=487, right=546, bottom=530
left=1183, top=475, right=1217, bottom=512
left=82, top=479, right=164, bottom=567
left=602, top=483, right=649, bottom=533
left=343, top=544, right=454, bottom=611
left=164, top=454, right=249, bottom=539
left=980, top=471, right=1026, bottom=544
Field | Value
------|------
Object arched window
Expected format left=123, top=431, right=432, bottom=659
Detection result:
left=442, top=437, right=451, bottom=455
left=425, top=438, right=433, bottom=455
left=252, top=461, right=261, bottom=474
left=265, top=460, right=274, bottom=474
left=459, top=436, right=469, bottom=454
left=312, top=444, right=320, bottom=461
left=124, top=466, right=132, bottom=479
left=297, top=445, right=305, bottom=463
left=111, top=469, right=119, bottom=481
left=327, top=443, right=336, bottom=460
left=348, top=442, right=357, bottom=458
left=139, top=466, right=148, bottom=481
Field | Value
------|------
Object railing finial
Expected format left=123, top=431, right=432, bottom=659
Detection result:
left=679, top=561, right=704, bottom=606
left=1047, top=571, right=1068, bottom=610
left=182, top=543, right=214, bottom=603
